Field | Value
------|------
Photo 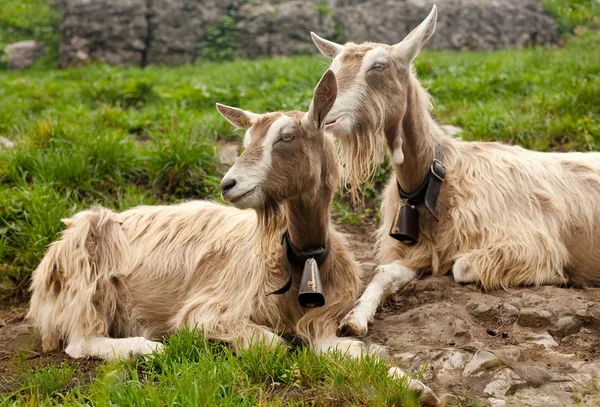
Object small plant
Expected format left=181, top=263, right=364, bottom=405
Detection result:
left=542, top=0, right=600, bottom=36
left=20, top=363, right=76, bottom=399
left=315, top=0, right=331, bottom=17
left=202, top=12, right=239, bottom=62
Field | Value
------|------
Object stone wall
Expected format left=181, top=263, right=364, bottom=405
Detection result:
left=58, top=0, right=557, bottom=67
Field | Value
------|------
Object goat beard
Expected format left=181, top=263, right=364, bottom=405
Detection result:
left=254, top=200, right=286, bottom=256
left=336, top=104, right=387, bottom=204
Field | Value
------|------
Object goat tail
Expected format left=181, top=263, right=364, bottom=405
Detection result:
left=27, top=206, right=129, bottom=352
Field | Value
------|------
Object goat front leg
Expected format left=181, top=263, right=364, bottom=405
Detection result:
left=313, top=336, right=385, bottom=359
left=337, top=261, right=417, bottom=337
left=65, top=336, right=164, bottom=361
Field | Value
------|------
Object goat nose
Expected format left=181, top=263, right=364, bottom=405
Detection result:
left=220, top=178, right=237, bottom=192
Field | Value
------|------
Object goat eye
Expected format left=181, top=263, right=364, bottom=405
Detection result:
left=371, top=62, right=387, bottom=71
left=281, top=133, right=295, bottom=142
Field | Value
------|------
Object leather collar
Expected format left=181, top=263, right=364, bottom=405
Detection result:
left=397, top=140, right=445, bottom=221
left=266, top=231, right=330, bottom=296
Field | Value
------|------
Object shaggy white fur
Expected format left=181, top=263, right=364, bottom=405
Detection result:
left=27, top=71, right=368, bottom=361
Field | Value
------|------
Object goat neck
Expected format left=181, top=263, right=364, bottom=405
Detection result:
left=386, top=74, right=442, bottom=194
left=284, top=145, right=336, bottom=251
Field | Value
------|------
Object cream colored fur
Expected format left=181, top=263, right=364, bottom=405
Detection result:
left=28, top=71, right=368, bottom=361
left=313, top=7, right=600, bottom=338
left=28, top=201, right=366, bottom=358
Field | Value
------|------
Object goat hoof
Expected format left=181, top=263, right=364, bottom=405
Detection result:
left=138, top=339, right=164, bottom=360
left=451, top=257, right=479, bottom=284
left=337, top=312, right=369, bottom=338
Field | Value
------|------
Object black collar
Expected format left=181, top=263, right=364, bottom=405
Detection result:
left=266, top=231, right=330, bottom=296
left=397, top=140, right=445, bottom=221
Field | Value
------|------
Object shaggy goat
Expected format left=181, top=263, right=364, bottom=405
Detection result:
left=27, top=71, right=370, bottom=360
left=312, top=6, right=600, bottom=337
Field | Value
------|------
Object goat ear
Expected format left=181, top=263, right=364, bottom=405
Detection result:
left=311, top=32, right=343, bottom=58
left=216, top=103, right=257, bottom=130
left=392, top=5, right=437, bottom=63
left=308, top=70, right=338, bottom=130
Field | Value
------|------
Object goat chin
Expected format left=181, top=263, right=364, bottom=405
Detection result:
left=27, top=200, right=363, bottom=359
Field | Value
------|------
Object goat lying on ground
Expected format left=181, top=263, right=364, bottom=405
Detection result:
left=28, top=71, right=370, bottom=360
left=311, top=6, right=600, bottom=337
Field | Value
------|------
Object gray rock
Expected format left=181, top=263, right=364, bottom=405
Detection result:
left=237, top=0, right=335, bottom=59
left=146, top=0, right=234, bottom=65
left=438, top=349, right=469, bottom=374
left=483, top=368, right=515, bottom=397
left=59, top=0, right=147, bottom=67
left=58, top=0, right=557, bottom=66
left=0, top=136, right=15, bottom=149
left=463, top=350, right=499, bottom=376
left=439, top=124, right=463, bottom=137
left=216, top=141, right=240, bottom=166
left=5, top=41, right=45, bottom=70
left=550, top=315, right=583, bottom=338
left=335, top=0, right=556, bottom=51
left=516, top=329, right=558, bottom=347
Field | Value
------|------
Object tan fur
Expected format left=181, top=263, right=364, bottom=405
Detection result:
left=318, top=21, right=600, bottom=289
left=28, top=81, right=365, bottom=357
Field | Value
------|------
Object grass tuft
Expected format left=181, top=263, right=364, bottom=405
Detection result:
left=1, top=330, right=420, bottom=406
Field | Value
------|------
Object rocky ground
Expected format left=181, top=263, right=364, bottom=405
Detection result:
left=2, top=223, right=600, bottom=405
left=338, top=224, right=600, bottom=406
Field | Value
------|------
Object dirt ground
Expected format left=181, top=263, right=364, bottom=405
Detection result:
left=336, top=223, right=600, bottom=406
left=2, top=222, right=600, bottom=405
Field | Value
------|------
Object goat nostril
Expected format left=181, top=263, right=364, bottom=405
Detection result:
left=220, top=178, right=237, bottom=192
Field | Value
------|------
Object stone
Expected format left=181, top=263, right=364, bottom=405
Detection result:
left=550, top=315, right=582, bottom=338
left=488, top=398, right=507, bottom=407
left=394, top=351, right=417, bottom=365
left=237, top=0, right=335, bottom=59
left=483, top=368, right=514, bottom=397
left=439, top=124, right=463, bottom=137
left=216, top=141, right=240, bottom=166
left=0, top=136, right=15, bottom=149
left=463, top=350, right=499, bottom=376
left=335, top=0, right=556, bottom=51
left=522, top=330, right=558, bottom=347
left=439, top=350, right=468, bottom=373
left=58, top=0, right=558, bottom=66
left=146, top=0, right=233, bottom=65
left=59, top=0, right=148, bottom=67
left=499, top=303, right=520, bottom=317
left=0, top=319, right=5, bottom=328
left=4, top=41, right=45, bottom=70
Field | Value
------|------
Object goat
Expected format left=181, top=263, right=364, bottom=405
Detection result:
left=27, top=70, right=370, bottom=360
left=311, top=6, right=600, bottom=337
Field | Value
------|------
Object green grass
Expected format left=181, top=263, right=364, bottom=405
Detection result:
left=1, top=32, right=599, bottom=291
left=1, top=330, right=420, bottom=406
left=0, top=1, right=599, bottom=404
